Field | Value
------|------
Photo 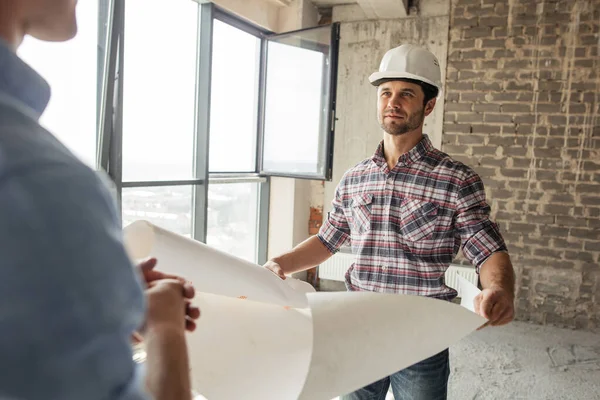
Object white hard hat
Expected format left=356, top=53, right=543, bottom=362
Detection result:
left=369, top=44, right=442, bottom=92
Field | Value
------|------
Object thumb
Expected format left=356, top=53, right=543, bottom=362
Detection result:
left=276, top=266, right=287, bottom=280
left=138, top=257, right=157, bottom=273
left=473, top=292, right=483, bottom=315
left=479, top=293, right=495, bottom=320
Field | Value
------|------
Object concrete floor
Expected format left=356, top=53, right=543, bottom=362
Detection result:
left=448, top=321, right=600, bottom=400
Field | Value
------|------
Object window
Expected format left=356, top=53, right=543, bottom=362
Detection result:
left=262, top=26, right=338, bottom=179
left=207, top=180, right=261, bottom=262
left=99, top=2, right=339, bottom=264
left=18, top=0, right=108, bottom=167
left=122, top=186, right=193, bottom=238
left=209, top=20, right=260, bottom=173
left=122, top=0, right=198, bottom=182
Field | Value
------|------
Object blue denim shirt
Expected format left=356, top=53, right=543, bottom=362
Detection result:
left=0, top=40, right=147, bottom=399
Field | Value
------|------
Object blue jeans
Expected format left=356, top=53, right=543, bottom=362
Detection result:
left=340, top=349, right=450, bottom=400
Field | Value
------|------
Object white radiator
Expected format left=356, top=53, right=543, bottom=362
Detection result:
left=318, top=251, right=478, bottom=297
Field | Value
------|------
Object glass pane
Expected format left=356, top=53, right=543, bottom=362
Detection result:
left=122, top=0, right=198, bottom=181
left=262, top=26, right=333, bottom=177
left=207, top=182, right=260, bottom=263
left=122, top=186, right=193, bottom=238
left=209, top=20, right=260, bottom=173
left=18, top=0, right=104, bottom=167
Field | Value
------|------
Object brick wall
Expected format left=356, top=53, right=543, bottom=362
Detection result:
left=443, top=0, right=600, bottom=329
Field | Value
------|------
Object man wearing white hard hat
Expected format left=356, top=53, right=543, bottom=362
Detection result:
left=264, top=44, right=515, bottom=399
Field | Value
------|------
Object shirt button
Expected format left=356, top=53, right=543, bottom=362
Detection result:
left=381, top=265, right=388, bottom=271
left=387, top=178, right=393, bottom=185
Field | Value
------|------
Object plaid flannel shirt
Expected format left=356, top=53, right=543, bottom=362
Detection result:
left=317, top=135, right=507, bottom=300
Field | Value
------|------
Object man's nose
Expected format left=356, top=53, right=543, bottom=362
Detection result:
left=387, top=96, right=401, bottom=109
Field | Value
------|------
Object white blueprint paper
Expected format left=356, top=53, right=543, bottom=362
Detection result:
left=123, top=221, right=486, bottom=400
left=457, top=273, right=481, bottom=313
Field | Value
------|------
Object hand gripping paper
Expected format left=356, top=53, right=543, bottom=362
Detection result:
left=123, top=221, right=486, bottom=400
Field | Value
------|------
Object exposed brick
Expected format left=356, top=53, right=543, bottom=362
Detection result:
left=481, top=60, right=498, bottom=69
left=447, top=82, right=474, bottom=91
left=510, top=157, right=532, bottom=168
left=493, top=27, right=508, bottom=37
left=539, top=181, right=566, bottom=191
left=471, top=124, right=501, bottom=134
left=451, top=39, right=476, bottom=49
left=460, top=92, right=487, bottom=102
left=525, top=214, right=556, bottom=225
left=445, top=0, right=600, bottom=328
left=464, top=27, right=493, bottom=38
left=580, top=196, right=600, bottom=206
left=456, top=113, right=484, bottom=123
left=544, top=204, right=572, bottom=216
left=445, top=103, right=472, bottom=112
left=455, top=134, right=486, bottom=145
left=461, top=50, right=487, bottom=59
left=482, top=38, right=506, bottom=47
left=535, top=170, right=559, bottom=181
left=577, top=183, right=600, bottom=195
left=536, top=104, right=562, bottom=113
left=448, top=60, right=475, bottom=69
left=502, top=104, right=532, bottom=113
left=490, top=92, right=518, bottom=101
left=551, top=193, right=576, bottom=204
left=506, top=81, right=534, bottom=91
left=584, top=241, right=600, bottom=252
left=452, top=17, right=479, bottom=27
left=500, top=168, right=528, bottom=179
left=470, top=145, right=497, bottom=155
left=459, top=70, right=486, bottom=80
left=504, top=147, right=528, bottom=157
left=474, top=82, right=502, bottom=91
left=510, top=222, right=538, bottom=234
left=444, top=123, right=471, bottom=133
left=564, top=250, right=595, bottom=262
left=574, top=59, right=595, bottom=68
left=556, top=216, right=587, bottom=227
left=443, top=145, right=469, bottom=155
left=581, top=35, right=598, bottom=45
left=548, top=115, right=567, bottom=125
left=540, top=225, right=569, bottom=238
left=516, top=125, right=533, bottom=134
left=479, top=17, right=508, bottom=27
left=504, top=59, right=531, bottom=69
left=485, top=114, right=513, bottom=123
left=480, top=157, right=506, bottom=167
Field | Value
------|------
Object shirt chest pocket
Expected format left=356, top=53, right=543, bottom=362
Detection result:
left=349, top=193, right=373, bottom=234
left=399, top=198, right=439, bottom=241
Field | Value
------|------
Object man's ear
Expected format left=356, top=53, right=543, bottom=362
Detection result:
left=424, top=97, right=437, bottom=116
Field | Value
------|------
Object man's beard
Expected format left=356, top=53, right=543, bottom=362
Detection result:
left=380, top=107, right=425, bottom=136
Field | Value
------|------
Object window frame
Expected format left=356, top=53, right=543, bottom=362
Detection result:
left=97, top=1, right=339, bottom=264
left=259, top=23, right=340, bottom=181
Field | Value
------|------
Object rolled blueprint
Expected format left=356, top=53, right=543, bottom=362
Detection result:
left=124, top=220, right=313, bottom=308
left=123, top=220, right=486, bottom=400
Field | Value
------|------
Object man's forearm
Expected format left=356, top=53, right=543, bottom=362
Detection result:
left=145, top=327, right=191, bottom=400
left=272, top=235, right=333, bottom=275
left=479, top=252, right=515, bottom=297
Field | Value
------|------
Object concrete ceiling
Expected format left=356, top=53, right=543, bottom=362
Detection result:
left=311, top=0, right=408, bottom=18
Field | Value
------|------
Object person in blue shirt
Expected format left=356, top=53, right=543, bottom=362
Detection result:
left=0, top=1, right=199, bottom=399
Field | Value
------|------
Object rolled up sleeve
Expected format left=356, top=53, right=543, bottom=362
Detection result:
left=455, top=171, right=507, bottom=272
left=317, top=184, right=351, bottom=254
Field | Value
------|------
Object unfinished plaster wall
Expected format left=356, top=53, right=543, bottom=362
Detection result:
left=323, top=14, right=450, bottom=217
left=443, top=0, right=600, bottom=328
